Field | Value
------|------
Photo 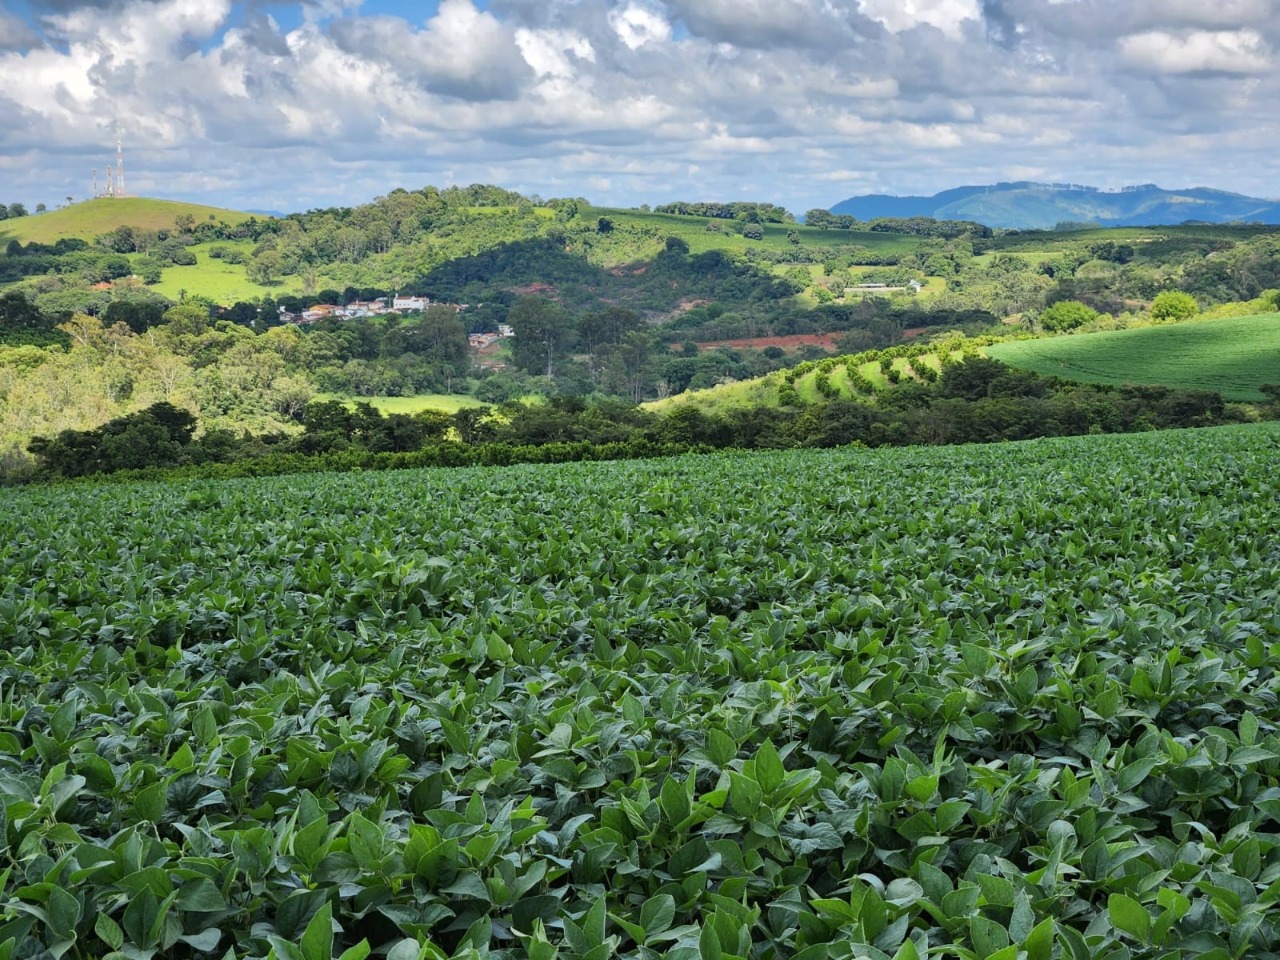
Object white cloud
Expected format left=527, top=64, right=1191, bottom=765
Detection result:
left=1, top=0, right=1280, bottom=214
left=1120, top=29, right=1271, bottom=75
left=516, top=27, right=595, bottom=78
left=610, top=5, right=671, bottom=49
left=858, top=0, right=982, bottom=38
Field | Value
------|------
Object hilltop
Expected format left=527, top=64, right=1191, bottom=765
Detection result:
left=831, top=182, right=1280, bottom=230
left=0, top=197, right=256, bottom=245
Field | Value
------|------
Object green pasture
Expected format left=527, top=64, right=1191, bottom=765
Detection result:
left=142, top=242, right=304, bottom=303
left=315, top=393, right=488, bottom=415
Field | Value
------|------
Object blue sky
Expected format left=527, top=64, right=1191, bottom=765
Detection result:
left=2, top=0, right=1279, bottom=215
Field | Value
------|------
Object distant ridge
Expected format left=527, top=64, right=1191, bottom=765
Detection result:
left=831, top=182, right=1280, bottom=230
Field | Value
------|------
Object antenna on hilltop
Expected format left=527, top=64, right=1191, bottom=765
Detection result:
left=93, top=168, right=98, bottom=199
left=116, top=135, right=125, bottom=198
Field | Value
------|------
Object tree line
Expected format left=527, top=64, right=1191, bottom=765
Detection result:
left=654, top=202, right=795, bottom=223
left=20, top=358, right=1259, bottom=483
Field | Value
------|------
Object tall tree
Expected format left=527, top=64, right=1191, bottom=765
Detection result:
left=508, top=297, right=577, bottom=378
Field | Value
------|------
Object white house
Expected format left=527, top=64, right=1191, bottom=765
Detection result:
left=393, top=295, right=430, bottom=312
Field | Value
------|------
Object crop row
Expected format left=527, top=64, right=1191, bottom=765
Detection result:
left=2, top=424, right=1279, bottom=959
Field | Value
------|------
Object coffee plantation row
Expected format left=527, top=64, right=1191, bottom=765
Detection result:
left=2, top=423, right=1279, bottom=960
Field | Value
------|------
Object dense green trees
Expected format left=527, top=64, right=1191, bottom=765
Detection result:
left=21, top=360, right=1245, bottom=481
left=508, top=297, right=577, bottom=377
left=1151, top=290, right=1199, bottom=323
left=655, top=201, right=794, bottom=223
left=0, top=290, right=44, bottom=331
left=27, top=402, right=197, bottom=477
left=1038, top=299, right=1099, bottom=332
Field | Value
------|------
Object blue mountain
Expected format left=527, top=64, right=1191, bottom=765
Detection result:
left=830, top=182, right=1280, bottom=230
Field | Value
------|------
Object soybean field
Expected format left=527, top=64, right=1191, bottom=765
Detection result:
left=987, top=313, right=1280, bottom=401
left=2, top=423, right=1280, bottom=960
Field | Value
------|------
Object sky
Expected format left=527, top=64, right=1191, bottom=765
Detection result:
left=2, top=0, right=1279, bottom=216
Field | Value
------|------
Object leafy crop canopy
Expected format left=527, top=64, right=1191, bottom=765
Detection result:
left=1, top=422, right=1279, bottom=959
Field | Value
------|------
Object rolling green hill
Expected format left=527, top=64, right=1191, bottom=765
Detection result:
left=987, top=313, right=1280, bottom=401
left=0, top=197, right=255, bottom=245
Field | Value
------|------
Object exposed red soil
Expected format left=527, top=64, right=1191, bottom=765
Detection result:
left=508, top=282, right=557, bottom=297
left=680, top=333, right=843, bottom=353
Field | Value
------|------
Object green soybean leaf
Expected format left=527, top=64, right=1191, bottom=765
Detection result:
left=1109, top=894, right=1150, bottom=942
left=301, top=902, right=334, bottom=960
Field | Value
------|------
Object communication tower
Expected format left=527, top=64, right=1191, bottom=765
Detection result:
left=90, top=134, right=126, bottom=198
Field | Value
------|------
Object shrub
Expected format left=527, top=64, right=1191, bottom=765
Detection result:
left=1151, top=290, right=1199, bottom=324
left=1040, top=299, right=1099, bottom=332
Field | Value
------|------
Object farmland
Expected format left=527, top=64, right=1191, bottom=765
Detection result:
left=987, top=313, right=1280, bottom=401
left=3, top=423, right=1280, bottom=959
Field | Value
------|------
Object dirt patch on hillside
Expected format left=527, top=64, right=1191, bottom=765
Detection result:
left=508, top=282, right=557, bottom=297
left=681, top=333, right=843, bottom=353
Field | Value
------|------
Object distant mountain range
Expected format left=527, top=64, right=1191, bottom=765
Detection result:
left=830, top=182, right=1280, bottom=230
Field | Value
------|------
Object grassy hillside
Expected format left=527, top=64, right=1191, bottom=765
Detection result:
left=987, top=313, right=1280, bottom=400
left=0, top=197, right=255, bottom=245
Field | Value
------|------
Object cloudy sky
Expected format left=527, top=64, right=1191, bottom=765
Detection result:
left=2, top=0, right=1279, bottom=215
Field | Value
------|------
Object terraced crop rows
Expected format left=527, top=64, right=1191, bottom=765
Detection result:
left=2, top=424, right=1280, bottom=960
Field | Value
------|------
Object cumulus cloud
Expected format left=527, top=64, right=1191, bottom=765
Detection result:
left=858, top=0, right=982, bottom=38
left=329, top=0, right=531, bottom=100
left=609, top=4, right=671, bottom=50
left=1120, top=29, right=1271, bottom=75
left=662, top=0, right=854, bottom=49
left=0, top=0, right=1279, bottom=213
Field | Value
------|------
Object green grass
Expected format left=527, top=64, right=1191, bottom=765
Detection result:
left=0, top=197, right=255, bottom=245
left=143, top=242, right=303, bottom=302
left=987, top=312, right=1280, bottom=400
left=316, top=393, right=488, bottom=414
